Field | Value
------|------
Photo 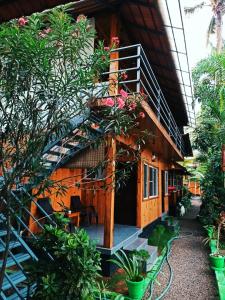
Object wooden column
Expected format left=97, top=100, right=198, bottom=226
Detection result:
left=109, top=13, right=120, bottom=95
left=104, top=137, right=116, bottom=248
left=103, top=14, right=120, bottom=248
left=136, top=159, right=143, bottom=228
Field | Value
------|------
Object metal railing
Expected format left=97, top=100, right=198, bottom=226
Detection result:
left=103, top=44, right=185, bottom=155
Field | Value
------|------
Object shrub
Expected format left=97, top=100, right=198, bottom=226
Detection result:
left=27, top=215, right=101, bottom=300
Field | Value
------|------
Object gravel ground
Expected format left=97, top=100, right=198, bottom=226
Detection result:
left=144, top=197, right=218, bottom=300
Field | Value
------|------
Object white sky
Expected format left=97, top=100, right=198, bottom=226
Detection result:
left=182, top=0, right=224, bottom=69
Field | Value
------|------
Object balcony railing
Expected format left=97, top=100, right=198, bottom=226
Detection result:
left=102, top=44, right=185, bottom=155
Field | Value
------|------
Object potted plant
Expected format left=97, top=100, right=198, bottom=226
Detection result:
left=209, top=212, right=225, bottom=270
left=203, top=225, right=217, bottom=248
left=109, top=250, right=145, bottom=299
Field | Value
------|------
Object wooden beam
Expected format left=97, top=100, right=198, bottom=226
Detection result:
left=136, top=159, right=143, bottom=227
left=104, top=137, right=116, bottom=248
left=109, top=13, right=120, bottom=95
left=142, top=101, right=183, bottom=160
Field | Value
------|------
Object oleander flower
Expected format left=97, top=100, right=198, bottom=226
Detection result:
left=117, top=97, right=125, bottom=109
left=128, top=102, right=137, bottom=111
left=18, top=17, right=28, bottom=26
left=120, top=89, right=128, bottom=99
left=139, top=112, right=145, bottom=119
left=76, top=14, right=87, bottom=22
left=121, top=72, right=128, bottom=80
left=111, top=36, right=120, bottom=46
left=103, top=97, right=115, bottom=107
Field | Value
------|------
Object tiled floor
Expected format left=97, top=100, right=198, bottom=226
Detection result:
left=83, top=224, right=141, bottom=247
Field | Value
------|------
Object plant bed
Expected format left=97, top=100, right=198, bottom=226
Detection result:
left=99, top=247, right=169, bottom=299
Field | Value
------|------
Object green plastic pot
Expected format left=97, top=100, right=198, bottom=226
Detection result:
left=126, top=276, right=144, bottom=299
left=209, top=254, right=225, bottom=269
left=209, top=239, right=217, bottom=248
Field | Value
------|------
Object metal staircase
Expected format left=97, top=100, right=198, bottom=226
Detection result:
left=0, top=114, right=102, bottom=299
left=0, top=214, right=37, bottom=300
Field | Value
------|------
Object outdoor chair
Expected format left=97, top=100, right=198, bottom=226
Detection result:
left=70, top=195, right=98, bottom=226
left=36, top=197, right=70, bottom=228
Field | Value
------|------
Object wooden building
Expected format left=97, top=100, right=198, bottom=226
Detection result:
left=1, top=0, right=193, bottom=252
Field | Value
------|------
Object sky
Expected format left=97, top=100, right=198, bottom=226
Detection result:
left=182, top=0, right=212, bottom=69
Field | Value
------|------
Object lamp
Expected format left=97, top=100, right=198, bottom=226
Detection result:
left=152, top=153, right=157, bottom=162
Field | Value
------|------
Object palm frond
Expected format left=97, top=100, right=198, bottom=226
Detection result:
left=184, top=2, right=206, bottom=15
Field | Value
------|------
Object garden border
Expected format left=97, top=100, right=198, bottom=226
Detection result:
left=210, top=244, right=225, bottom=300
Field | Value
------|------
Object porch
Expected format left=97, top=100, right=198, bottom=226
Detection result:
left=83, top=224, right=142, bottom=254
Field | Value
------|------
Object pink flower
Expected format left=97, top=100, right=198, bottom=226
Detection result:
left=139, top=112, right=145, bottom=119
left=18, top=17, right=28, bottom=26
left=76, top=14, right=87, bottom=22
left=103, top=97, right=115, bottom=107
left=129, top=102, right=137, bottom=111
left=104, top=46, right=110, bottom=51
left=111, top=36, right=120, bottom=47
left=120, top=89, right=128, bottom=99
left=117, top=97, right=125, bottom=109
left=44, top=28, right=51, bottom=34
left=121, top=72, right=128, bottom=80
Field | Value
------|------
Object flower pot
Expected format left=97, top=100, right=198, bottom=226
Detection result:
left=126, top=276, right=144, bottom=299
left=209, top=239, right=217, bottom=249
left=209, top=254, right=225, bottom=269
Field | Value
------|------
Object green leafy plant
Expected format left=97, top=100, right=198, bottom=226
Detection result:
left=109, top=250, right=143, bottom=282
left=27, top=215, right=101, bottom=299
left=148, top=225, right=175, bottom=253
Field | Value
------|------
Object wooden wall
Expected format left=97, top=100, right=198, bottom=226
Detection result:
left=137, top=147, right=170, bottom=228
left=29, top=168, right=82, bottom=232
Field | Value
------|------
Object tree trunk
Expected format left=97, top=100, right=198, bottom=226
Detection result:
left=216, top=9, right=223, bottom=53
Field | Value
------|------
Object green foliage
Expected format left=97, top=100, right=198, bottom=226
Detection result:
left=109, top=250, right=143, bottom=282
left=148, top=225, right=175, bottom=252
left=178, top=186, right=192, bottom=211
left=193, top=52, right=225, bottom=225
left=27, top=216, right=101, bottom=300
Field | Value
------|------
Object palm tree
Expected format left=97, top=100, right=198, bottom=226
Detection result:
left=185, top=1, right=225, bottom=53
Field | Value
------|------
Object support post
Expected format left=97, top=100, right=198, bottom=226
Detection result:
left=109, top=14, right=120, bottom=95
left=104, top=137, right=116, bottom=248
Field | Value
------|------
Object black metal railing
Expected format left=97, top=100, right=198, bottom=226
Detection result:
left=103, top=44, right=185, bottom=155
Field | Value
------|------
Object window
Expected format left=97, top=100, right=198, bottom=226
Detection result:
left=165, top=171, right=168, bottom=195
left=85, top=167, right=105, bottom=180
left=143, top=163, right=158, bottom=198
left=144, top=164, right=148, bottom=198
left=149, top=166, right=158, bottom=197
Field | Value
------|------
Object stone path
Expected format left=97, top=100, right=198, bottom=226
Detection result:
left=150, top=197, right=218, bottom=300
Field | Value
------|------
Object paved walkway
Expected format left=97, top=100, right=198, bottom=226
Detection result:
left=151, top=197, right=218, bottom=300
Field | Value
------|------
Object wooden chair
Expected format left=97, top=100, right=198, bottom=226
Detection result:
left=70, top=195, right=98, bottom=226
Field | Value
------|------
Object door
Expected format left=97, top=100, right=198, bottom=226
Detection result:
left=114, top=163, right=137, bottom=226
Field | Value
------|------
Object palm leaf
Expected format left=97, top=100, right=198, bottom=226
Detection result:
left=206, top=16, right=216, bottom=46
left=184, top=2, right=206, bottom=15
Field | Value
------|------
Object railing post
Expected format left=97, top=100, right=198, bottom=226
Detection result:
left=136, top=45, right=141, bottom=93
left=157, top=90, right=161, bottom=121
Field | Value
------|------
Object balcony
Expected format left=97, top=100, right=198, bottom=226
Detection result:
left=102, top=44, right=185, bottom=156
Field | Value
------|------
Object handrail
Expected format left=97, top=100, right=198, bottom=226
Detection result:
left=107, top=44, right=186, bottom=155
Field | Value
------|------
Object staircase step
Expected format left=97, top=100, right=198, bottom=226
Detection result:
left=0, top=253, right=30, bottom=268
left=0, top=241, right=21, bottom=252
left=0, top=230, right=7, bottom=237
left=0, top=214, right=6, bottom=222
left=124, top=237, right=148, bottom=251
left=2, top=270, right=26, bottom=291
left=7, top=284, right=36, bottom=300
left=143, top=245, right=158, bottom=271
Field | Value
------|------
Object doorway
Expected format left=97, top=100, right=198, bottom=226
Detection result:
left=114, top=163, right=137, bottom=226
